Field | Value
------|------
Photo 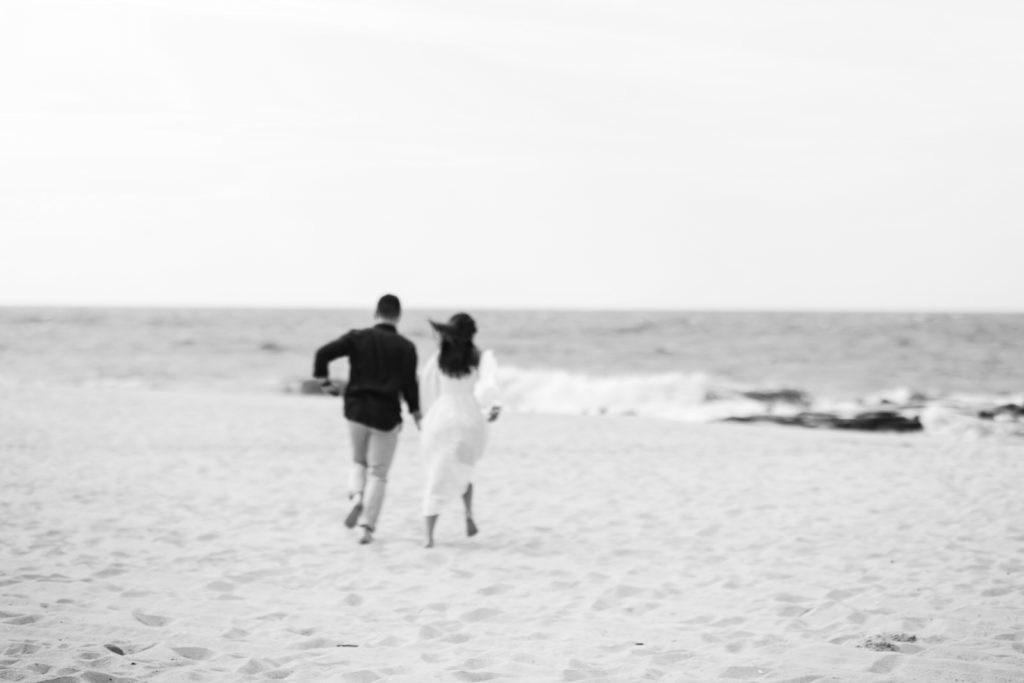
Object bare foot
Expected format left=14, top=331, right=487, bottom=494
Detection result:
left=358, top=526, right=373, bottom=545
left=466, top=517, right=478, bottom=537
left=425, top=537, right=434, bottom=548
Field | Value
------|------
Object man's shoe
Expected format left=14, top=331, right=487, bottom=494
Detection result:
left=344, top=495, right=363, bottom=529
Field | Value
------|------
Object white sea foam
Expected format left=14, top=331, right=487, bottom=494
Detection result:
left=497, top=365, right=778, bottom=422
left=496, top=366, right=1024, bottom=437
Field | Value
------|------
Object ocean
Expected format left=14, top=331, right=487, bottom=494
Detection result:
left=2, top=307, right=1022, bottom=428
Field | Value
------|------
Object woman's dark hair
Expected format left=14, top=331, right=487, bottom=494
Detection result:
left=433, top=313, right=480, bottom=378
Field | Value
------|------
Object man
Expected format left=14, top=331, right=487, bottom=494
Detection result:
left=313, top=294, right=421, bottom=545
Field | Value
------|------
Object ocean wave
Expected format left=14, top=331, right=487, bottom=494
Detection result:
left=498, top=366, right=803, bottom=422
left=494, top=365, right=1024, bottom=438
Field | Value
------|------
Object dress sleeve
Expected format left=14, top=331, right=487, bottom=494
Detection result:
left=475, top=350, right=501, bottom=412
left=419, top=352, right=442, bottom=416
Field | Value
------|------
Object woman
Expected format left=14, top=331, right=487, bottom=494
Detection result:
left=418, top=313, right=501, bottom=548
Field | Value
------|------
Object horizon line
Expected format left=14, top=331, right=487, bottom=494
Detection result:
left=1, top=302, right=1022, bottom=315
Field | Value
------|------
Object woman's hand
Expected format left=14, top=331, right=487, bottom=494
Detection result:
left=487, top=406, right=501, bottom=423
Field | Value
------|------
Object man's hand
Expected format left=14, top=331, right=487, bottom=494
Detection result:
left=487, top=406, right=501, bottom=423
left=319, top=379, right=341, bottom=397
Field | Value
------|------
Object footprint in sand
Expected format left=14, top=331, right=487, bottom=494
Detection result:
left=846, top=610, right=868, bottom=625
left=205, top=580, right=235, bottom=592
left=290, top=637, right=337, bottom=650
left=83, top=672, right=136, bottom=683
left=264, top=668, right=294, bottom=679
left=651, top=651, right=693, bottom=666
left=777, top=605, right=810, bottom=618
left=132, top=611, right=170, bottom=627
left=92, top=566, right=128, bottom=578
left=562, top=659, right=608, bottom=681
left=452, top=672, right=502, bottom=682
left=256, top=611, right=288, bottom=621
left=419, top=625, right=444, bottom=639
left=458, top=657, right=499, bottom=671
left=611, top=584, right=645, bottom=599
left=341, top=670, right=381, bottom=683
left=78, top=651, right=109, bottom=662
left=459, top=607, right=501, bottom=622
left=5, top=642, right=40, bottom=655
left=719, top=665, right=770, bottom=678
left=5, top=614, right=42, bottom=626
left=171, top=646, right=215, bottom=660
left=868, top=654, right=903, bottom=674
left=237, top=659, right=270, bottom=674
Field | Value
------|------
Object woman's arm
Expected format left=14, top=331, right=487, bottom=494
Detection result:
left=418, top=352, right=442, bottom=417
left=475, top=350, right=502, bottom=421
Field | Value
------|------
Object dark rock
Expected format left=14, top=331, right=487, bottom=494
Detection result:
left=793, top=412, right=844, bottom=429
left=104, top=644, right=125, bottom=655
left=724, top=411, right=922, bottom=433
left=834, top=411, right=923, bottom=432
left=978, top=403, right=1024, bottom=420
left=725, top=414, right=804, bottom=427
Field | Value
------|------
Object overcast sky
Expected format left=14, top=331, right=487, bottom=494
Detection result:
left=2, top=0, right=1022, bottom=310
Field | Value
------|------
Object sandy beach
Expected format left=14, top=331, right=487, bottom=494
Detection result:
left=1, top=385, right=1022, bottom=682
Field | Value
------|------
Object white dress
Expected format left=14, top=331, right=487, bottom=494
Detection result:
left=418, top=350, right=501, bottom=516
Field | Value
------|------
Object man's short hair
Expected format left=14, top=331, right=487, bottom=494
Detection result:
left=376, top=294, right=401, bottom=320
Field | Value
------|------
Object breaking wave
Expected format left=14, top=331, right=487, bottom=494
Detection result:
left=499, top=366, right=804, bottom=421
left=495, top=365, right=1024, bottom=438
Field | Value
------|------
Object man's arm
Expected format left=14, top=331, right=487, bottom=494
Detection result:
left=313, top=333, right=353, bottom=381
left=402, top=345, right=421, bottom=428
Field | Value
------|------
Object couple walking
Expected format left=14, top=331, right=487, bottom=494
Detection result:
left=312, top=294, right=501, bottom=547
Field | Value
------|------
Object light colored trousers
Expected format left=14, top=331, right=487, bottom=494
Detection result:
left=347, top=420, right=401, bottom=530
